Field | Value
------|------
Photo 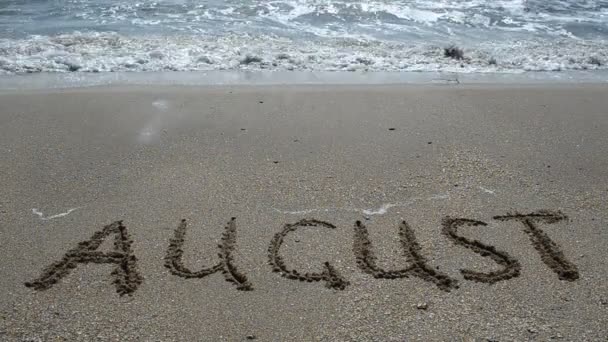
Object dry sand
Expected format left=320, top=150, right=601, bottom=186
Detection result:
left=0, top=84, right=607, bottom=341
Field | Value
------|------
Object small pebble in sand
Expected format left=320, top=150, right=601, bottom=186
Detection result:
left=416, top=303, right=428, bottom=310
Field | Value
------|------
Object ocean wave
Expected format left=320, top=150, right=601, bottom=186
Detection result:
left=3, top=0, right=608, bottom=40
left=0, top=31, right=606, bottom=74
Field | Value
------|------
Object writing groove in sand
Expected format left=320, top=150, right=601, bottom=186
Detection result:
left=25, top=221, right=143, bottom=296
left=353, top=220, right=458, bottom=291
left=493, top=210, right=579, bottom=281
left=268, top=219, right=349, bottom=290
left=441, top=217, right=521, bottom=284
left=164, top=217, right=253, bottom=290
left=24, top=210, right=580, bottom=296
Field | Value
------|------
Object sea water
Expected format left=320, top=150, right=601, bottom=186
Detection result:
left=0, top=0, right=607, bottom=74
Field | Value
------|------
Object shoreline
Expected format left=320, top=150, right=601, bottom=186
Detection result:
left=1, top=70, right=607, bottom=91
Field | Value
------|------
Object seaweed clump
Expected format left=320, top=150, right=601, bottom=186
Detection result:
left=444, top=45, right=464, bottom=60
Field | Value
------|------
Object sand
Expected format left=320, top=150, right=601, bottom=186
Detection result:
left=0, top=84, right=607, bottom=341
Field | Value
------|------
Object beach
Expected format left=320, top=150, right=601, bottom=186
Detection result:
left=0, top=83, right=607, bottom=341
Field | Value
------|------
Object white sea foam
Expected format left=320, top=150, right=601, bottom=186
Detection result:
left=1, top=0, right=607, bottom=75
left=272, top=193, right=451, bottom=217
left=32, top=207, right=80, bottom=220
left=0, top=31, right=606, bottom=75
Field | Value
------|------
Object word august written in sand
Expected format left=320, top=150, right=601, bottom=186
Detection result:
left=25, top=210, right=580, bottom=296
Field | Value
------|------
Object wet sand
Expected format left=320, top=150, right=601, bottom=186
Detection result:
left=0, top=84, right=607, bottom=341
